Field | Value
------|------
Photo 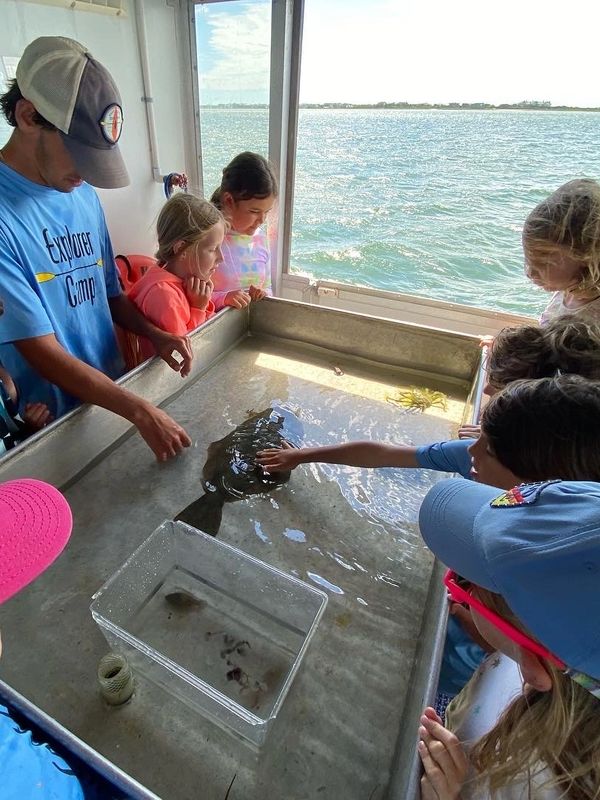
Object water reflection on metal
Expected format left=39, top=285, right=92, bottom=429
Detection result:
left=306, top=571, right=344, bottom=595
left=283, top=527, right=306, bottom=543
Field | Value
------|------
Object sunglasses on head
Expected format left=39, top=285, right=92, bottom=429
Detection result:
left=443, top=569, right=565, bottom=669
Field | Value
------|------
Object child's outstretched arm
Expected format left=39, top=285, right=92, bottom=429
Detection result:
left=256, top=441, right=420, bottom=473
left=418, top=707, right=468, bottom=800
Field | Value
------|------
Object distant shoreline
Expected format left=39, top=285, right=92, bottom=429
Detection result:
left=202, top=102, right=600, bottom=112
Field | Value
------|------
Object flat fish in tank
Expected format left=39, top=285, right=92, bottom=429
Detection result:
left=176, top=405, right=303, bottom=536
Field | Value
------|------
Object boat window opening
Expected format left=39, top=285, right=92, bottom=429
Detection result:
left=286, top=0, right=600, bottom=320
left=194, top=0, right=272, bottom=199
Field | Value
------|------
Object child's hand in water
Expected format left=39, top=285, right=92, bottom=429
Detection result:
left=256, top=442, right=301, bottom=473
left=223, top=289, right=252, bottom=309
left=248, top=285, right=267, bottom=302
left=418, top=707, right=468, bottom=800
left=23, top=402, right=53, bottom=431
left=185, top=277, right=213, bottom=311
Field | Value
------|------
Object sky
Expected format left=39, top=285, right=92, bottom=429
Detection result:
left=196, top=0, right=600, bottom=107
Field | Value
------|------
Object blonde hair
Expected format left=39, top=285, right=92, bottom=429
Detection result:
left=467, top=589, right=600, bottom=799
left=523, top=179, right=600, bottom=295
left=155, top=194, right=224, bottom=266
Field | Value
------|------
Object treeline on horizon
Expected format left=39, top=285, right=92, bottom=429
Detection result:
left=201, top=101, right=600, bottom=112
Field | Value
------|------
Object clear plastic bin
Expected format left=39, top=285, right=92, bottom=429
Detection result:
left=90, top=520, right=327, bottom=747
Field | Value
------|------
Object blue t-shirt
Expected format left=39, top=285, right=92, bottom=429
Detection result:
left=0, top=163, right=124, bottom=418
left=415, top=438, right=473, bottom=480
left=0, top=703, right=84, bottom=800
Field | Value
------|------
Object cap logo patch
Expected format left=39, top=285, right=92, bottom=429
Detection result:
left=99, top=104, right=123, bottom=144
left=490, top=479, right=561, bottom=508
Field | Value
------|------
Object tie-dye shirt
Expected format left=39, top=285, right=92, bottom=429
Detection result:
left=212, top=230, right=271, bottom=310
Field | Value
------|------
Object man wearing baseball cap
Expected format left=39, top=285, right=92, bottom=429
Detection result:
left=0, top=37, right=192, bottom=461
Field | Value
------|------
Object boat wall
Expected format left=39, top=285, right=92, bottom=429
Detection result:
left=250, top=296, right=481, bottom=383
left=279, top=274, right=535, bottom=336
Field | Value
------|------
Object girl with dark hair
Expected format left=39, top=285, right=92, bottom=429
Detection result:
left=210, top=151, right=278, bottom=310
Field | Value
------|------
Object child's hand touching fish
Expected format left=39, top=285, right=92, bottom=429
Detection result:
left=256, top=441, right=301, bottom=473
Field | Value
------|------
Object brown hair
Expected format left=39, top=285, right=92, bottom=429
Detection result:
left=523, top=179, right=600, bottom=295
left=155, top=194, right=224, bottom=266
left=0, top=79, right=55, bottom=130
left=210, top=151, right=278, bottom=209
left=487, top=317, right=600, bottom=391
left=481, top=374, right=600, bottom=482
left=468, top=589, right=600, bottom=799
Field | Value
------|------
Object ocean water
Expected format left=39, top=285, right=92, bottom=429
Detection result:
left=200, top=108, right=600, bottom=317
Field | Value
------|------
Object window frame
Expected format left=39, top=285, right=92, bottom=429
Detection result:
left=189, top=0, right=300, bottom=296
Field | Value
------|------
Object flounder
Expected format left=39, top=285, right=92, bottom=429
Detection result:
left=176, top=406, right=302, bottom=536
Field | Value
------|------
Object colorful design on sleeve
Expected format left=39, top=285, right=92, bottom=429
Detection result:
left=490, top=480, right=561, bottom=508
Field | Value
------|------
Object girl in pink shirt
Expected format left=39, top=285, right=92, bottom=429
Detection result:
left=128, top=195, right=225, bottom=361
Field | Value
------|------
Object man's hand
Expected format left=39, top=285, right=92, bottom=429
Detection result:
left=185, top=277, right=213, bottom=311
left=15, top=333, right=192, bottom=461
left=147, top=329, right=193, bottom=378
left=22, top=402, right=53, bottom=431
left=132, top=402, right=192, bottom=461
left=109, top=294, right=193, bottom=376
left=248, top=285, right=267, bottom=302
left=256, top=441, right=300, bottom=473
left=418, top=708, right=468, bottom=800
left=223, top=289, right=251, bottom=309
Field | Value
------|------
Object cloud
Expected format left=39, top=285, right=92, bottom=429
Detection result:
left=198, top=4, right=271, bottom=104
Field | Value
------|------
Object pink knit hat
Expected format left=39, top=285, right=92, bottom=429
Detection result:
left=0, top=479, right=72, bottom=604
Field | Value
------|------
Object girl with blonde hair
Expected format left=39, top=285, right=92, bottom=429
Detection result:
left=128, top=194, right=225, bottom=362
left=523, top=178, right=600, bottom=325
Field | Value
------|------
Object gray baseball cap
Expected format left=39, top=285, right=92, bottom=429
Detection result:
left=16, top=36, right=129, bottom=189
